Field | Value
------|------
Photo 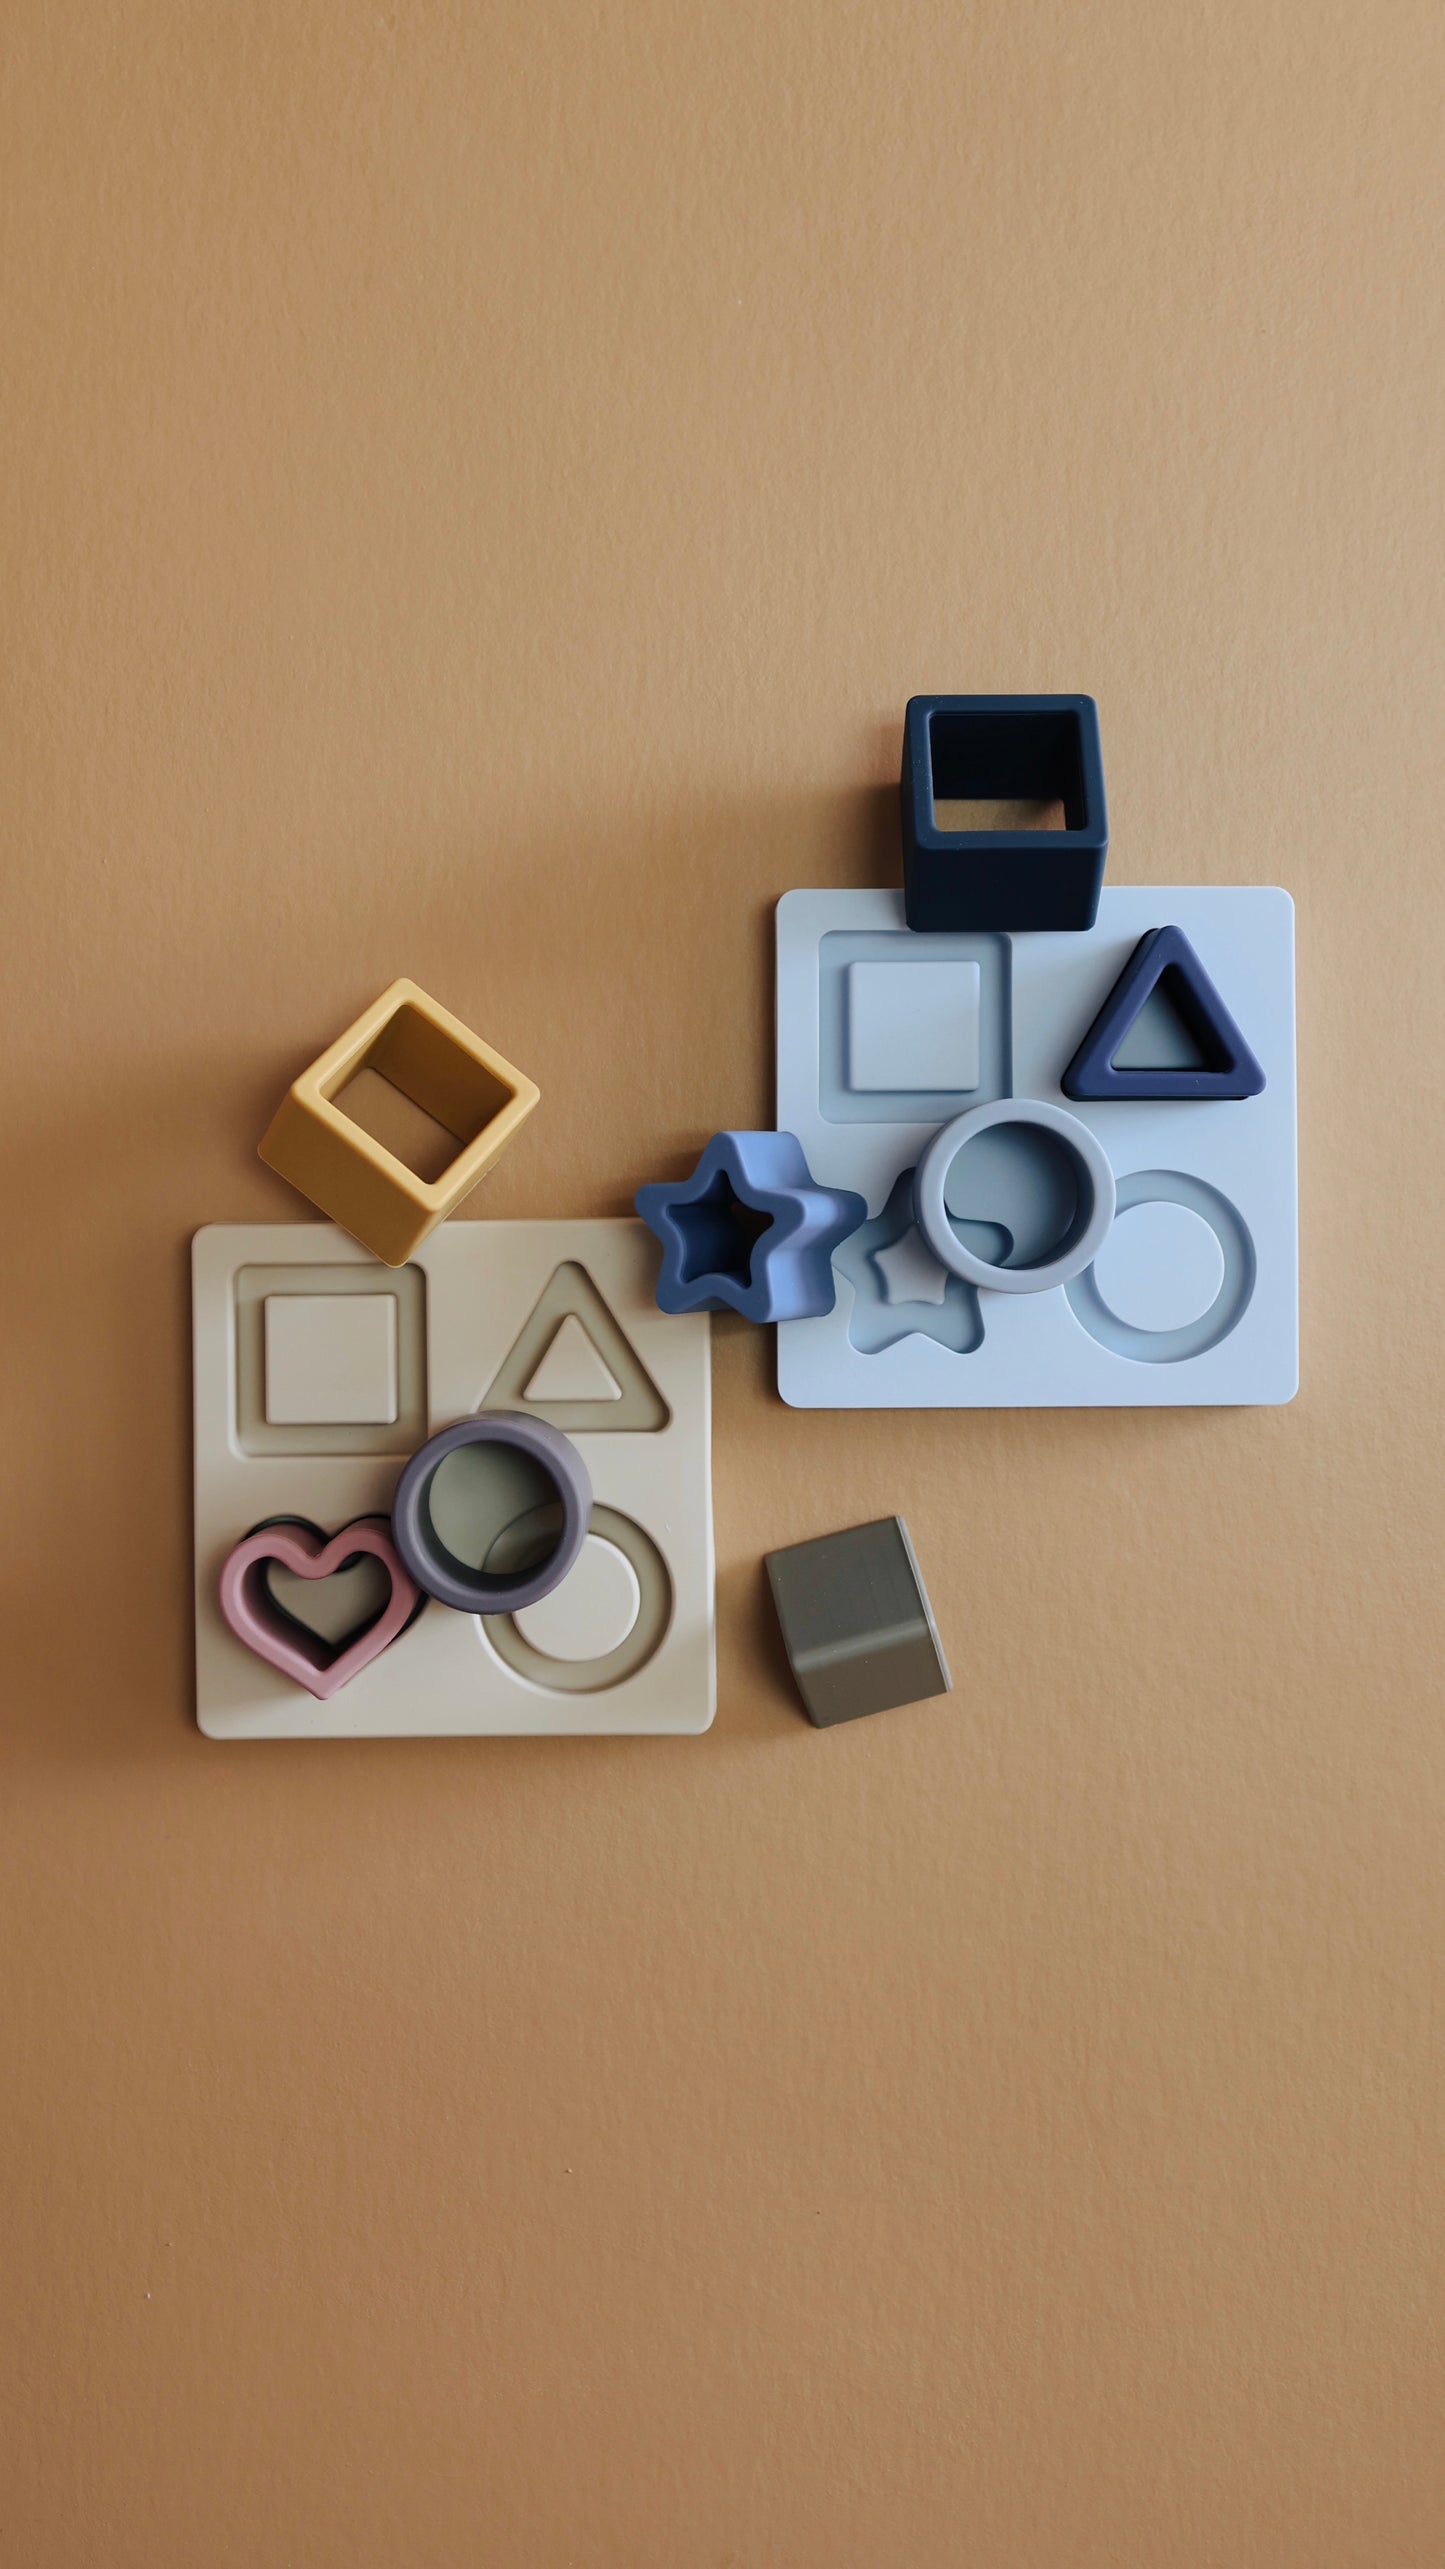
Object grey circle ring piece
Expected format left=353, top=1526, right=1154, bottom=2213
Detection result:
left=1065, top=1170, right=1256, bottom=1364
left=913, top=1097, right=1117, bottom=1294
left=391, top=1412, right=592, bottom=1613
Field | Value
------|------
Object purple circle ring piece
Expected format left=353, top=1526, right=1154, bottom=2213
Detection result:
left=391, top=1412, right=592, bottom=1614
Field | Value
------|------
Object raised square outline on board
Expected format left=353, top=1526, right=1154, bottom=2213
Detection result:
left=233, top=1261, right=427, bottom=1456
left=819, top=929, right=1010, bottom=1124
left=776, top=886, right=1297, bottom=1410
left=193, top=1219, right=716, bottom=1737
left=847, top=958, right=981, bottom=1093
left=263, top=1292, right=400, bottom=1426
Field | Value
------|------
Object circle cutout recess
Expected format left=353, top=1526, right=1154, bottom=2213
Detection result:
left=1065, top=1171, right=1256, bottom=1363
left=481, top=1506, right=673, bottom=1694
left=913, top=1098, right=1116, bottom=1293
left=1090, top=1199, right=1226, bottom=1332
left=513, top=1535, right=642, bottom=1661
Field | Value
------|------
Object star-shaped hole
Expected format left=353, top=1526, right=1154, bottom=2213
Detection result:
left=833, top=1169, right=984, bottom=1357
left=673, top=1169, right=776, bottom=1289
left=871, top=1227, right=951, bottom=1308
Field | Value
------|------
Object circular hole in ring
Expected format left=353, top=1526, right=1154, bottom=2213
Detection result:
left=942, top=1120, right=1084, bottom=1272
left=914, top=1099, right=1116, bottom=1295
left=392, top=1414, right=591, bottom=1614
left=425, top=1443, right=562, bottom=1580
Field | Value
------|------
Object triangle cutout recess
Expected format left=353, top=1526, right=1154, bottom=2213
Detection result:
left=523, top=1313, right=623, bottom=1404
left=1061, top=926, right=1266, bottom=1101
left=481, top=1261, right=670, bottom=1433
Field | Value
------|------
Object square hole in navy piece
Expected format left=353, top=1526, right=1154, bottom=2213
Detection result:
left=902, top=694, right=1108, bottom=932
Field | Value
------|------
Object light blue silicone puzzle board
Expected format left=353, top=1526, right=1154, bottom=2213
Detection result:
left=775, top=887, right=1297, bottom=1408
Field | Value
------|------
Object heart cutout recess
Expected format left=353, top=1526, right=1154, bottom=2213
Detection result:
left=218, top=1516, right=422, bottom=1701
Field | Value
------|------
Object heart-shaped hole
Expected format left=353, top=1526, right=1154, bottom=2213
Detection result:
left=228, top=1514, right=424, bottom=1687
left=264, top=1552, right=393, bottom=1648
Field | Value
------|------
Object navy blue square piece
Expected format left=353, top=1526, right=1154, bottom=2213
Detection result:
left=901, top=694, right=1108, bottom=932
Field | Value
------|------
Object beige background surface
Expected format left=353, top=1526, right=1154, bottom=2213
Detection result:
left=3, top=4, right=1442, bottom=2562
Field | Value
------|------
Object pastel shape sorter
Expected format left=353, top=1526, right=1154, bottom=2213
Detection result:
left=192, top=1220, right=713, bottom=1736
left=1061, top=923, right=1267, bottom=1101
left=258, top=978, right=540, bottom=1267
left=634, top=1130, right=865, bottom=1322
left=775, top=886, right=1296, bottom=1408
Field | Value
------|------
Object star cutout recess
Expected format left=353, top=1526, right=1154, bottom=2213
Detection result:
left=833, top=1169, right=984, bottom=1355
left=635, top=1131, right=865, bottom=1322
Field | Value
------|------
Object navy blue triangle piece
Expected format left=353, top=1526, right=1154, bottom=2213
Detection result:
left=1061, top=926, right=1266, bottom=1100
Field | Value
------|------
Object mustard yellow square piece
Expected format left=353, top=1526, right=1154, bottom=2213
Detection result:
left=259, top=979, right=540, bottom=1265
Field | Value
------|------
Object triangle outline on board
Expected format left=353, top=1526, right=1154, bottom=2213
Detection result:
left=1061, top=925, right=1267, bottom=1101
left=522, top=1313, right=623, bottom=1404
left=480, top=1261, right=670, bottom=1434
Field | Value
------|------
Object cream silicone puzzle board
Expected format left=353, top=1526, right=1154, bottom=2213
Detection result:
left=775, top=887, right=1297, bottom=1408
left=193, top=1220, right=714, bottom=1737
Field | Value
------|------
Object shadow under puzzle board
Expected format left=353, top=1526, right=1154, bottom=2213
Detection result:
left=192, top=1221, right=713, bottom=1738
left=776, top=887, right=1297, bottom=1408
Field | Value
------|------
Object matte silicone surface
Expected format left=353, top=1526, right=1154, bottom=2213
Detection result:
left=193, top=1220, right=714, bottom=1736
left=776, top=886, right=1297, bottom=1407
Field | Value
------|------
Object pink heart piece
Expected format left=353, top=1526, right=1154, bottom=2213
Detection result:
left=218, top=1517, right=421, bottom=1701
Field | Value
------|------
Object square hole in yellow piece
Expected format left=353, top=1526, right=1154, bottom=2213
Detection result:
left=259, top=979, right=540, bottom=1265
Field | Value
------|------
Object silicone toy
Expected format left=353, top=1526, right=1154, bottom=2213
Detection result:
left=259, top=977, right=539, bottom=1266
left=765, top=1516, right=951, bottom=1727
left=913, top=1098, right=1116, bottom=1293
left=901, top=694, right=1108, bottom=932
left=218, top=1515, right=422, bottom=1701
left=1060, top=924, right=1266, bottom=1100
left=773, top=886, right=1297, bottom=1409
left=392, top=1412, right=592, bottom=1614
left=193, top=1220, right=715, bottom=1738
left=635, top=1131, right=865, bottom=1321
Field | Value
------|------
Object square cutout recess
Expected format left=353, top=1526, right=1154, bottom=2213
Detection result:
left=818, top=930, right=1010, bottom=1125
left=848, top=959, right=980, bottom=1093
left=264, top=1293, right=399, bottom=1425
left=234, top=1263, right=427, bottom=1456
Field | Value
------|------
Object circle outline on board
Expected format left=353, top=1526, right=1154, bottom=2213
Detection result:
left=512, top=1532, right=642, bottom=1661
left=479, top=1506, right=674, bottom=1694
left=1065, top=1170, right=1257, bottom=1363
left=913, top=1096, right=1117, bottom=1294
left=1089, top=1197, right=1226, bottom=1332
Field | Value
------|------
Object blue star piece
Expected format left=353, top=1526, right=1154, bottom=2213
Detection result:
left=636, top=1132, right=865, bottom=1321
